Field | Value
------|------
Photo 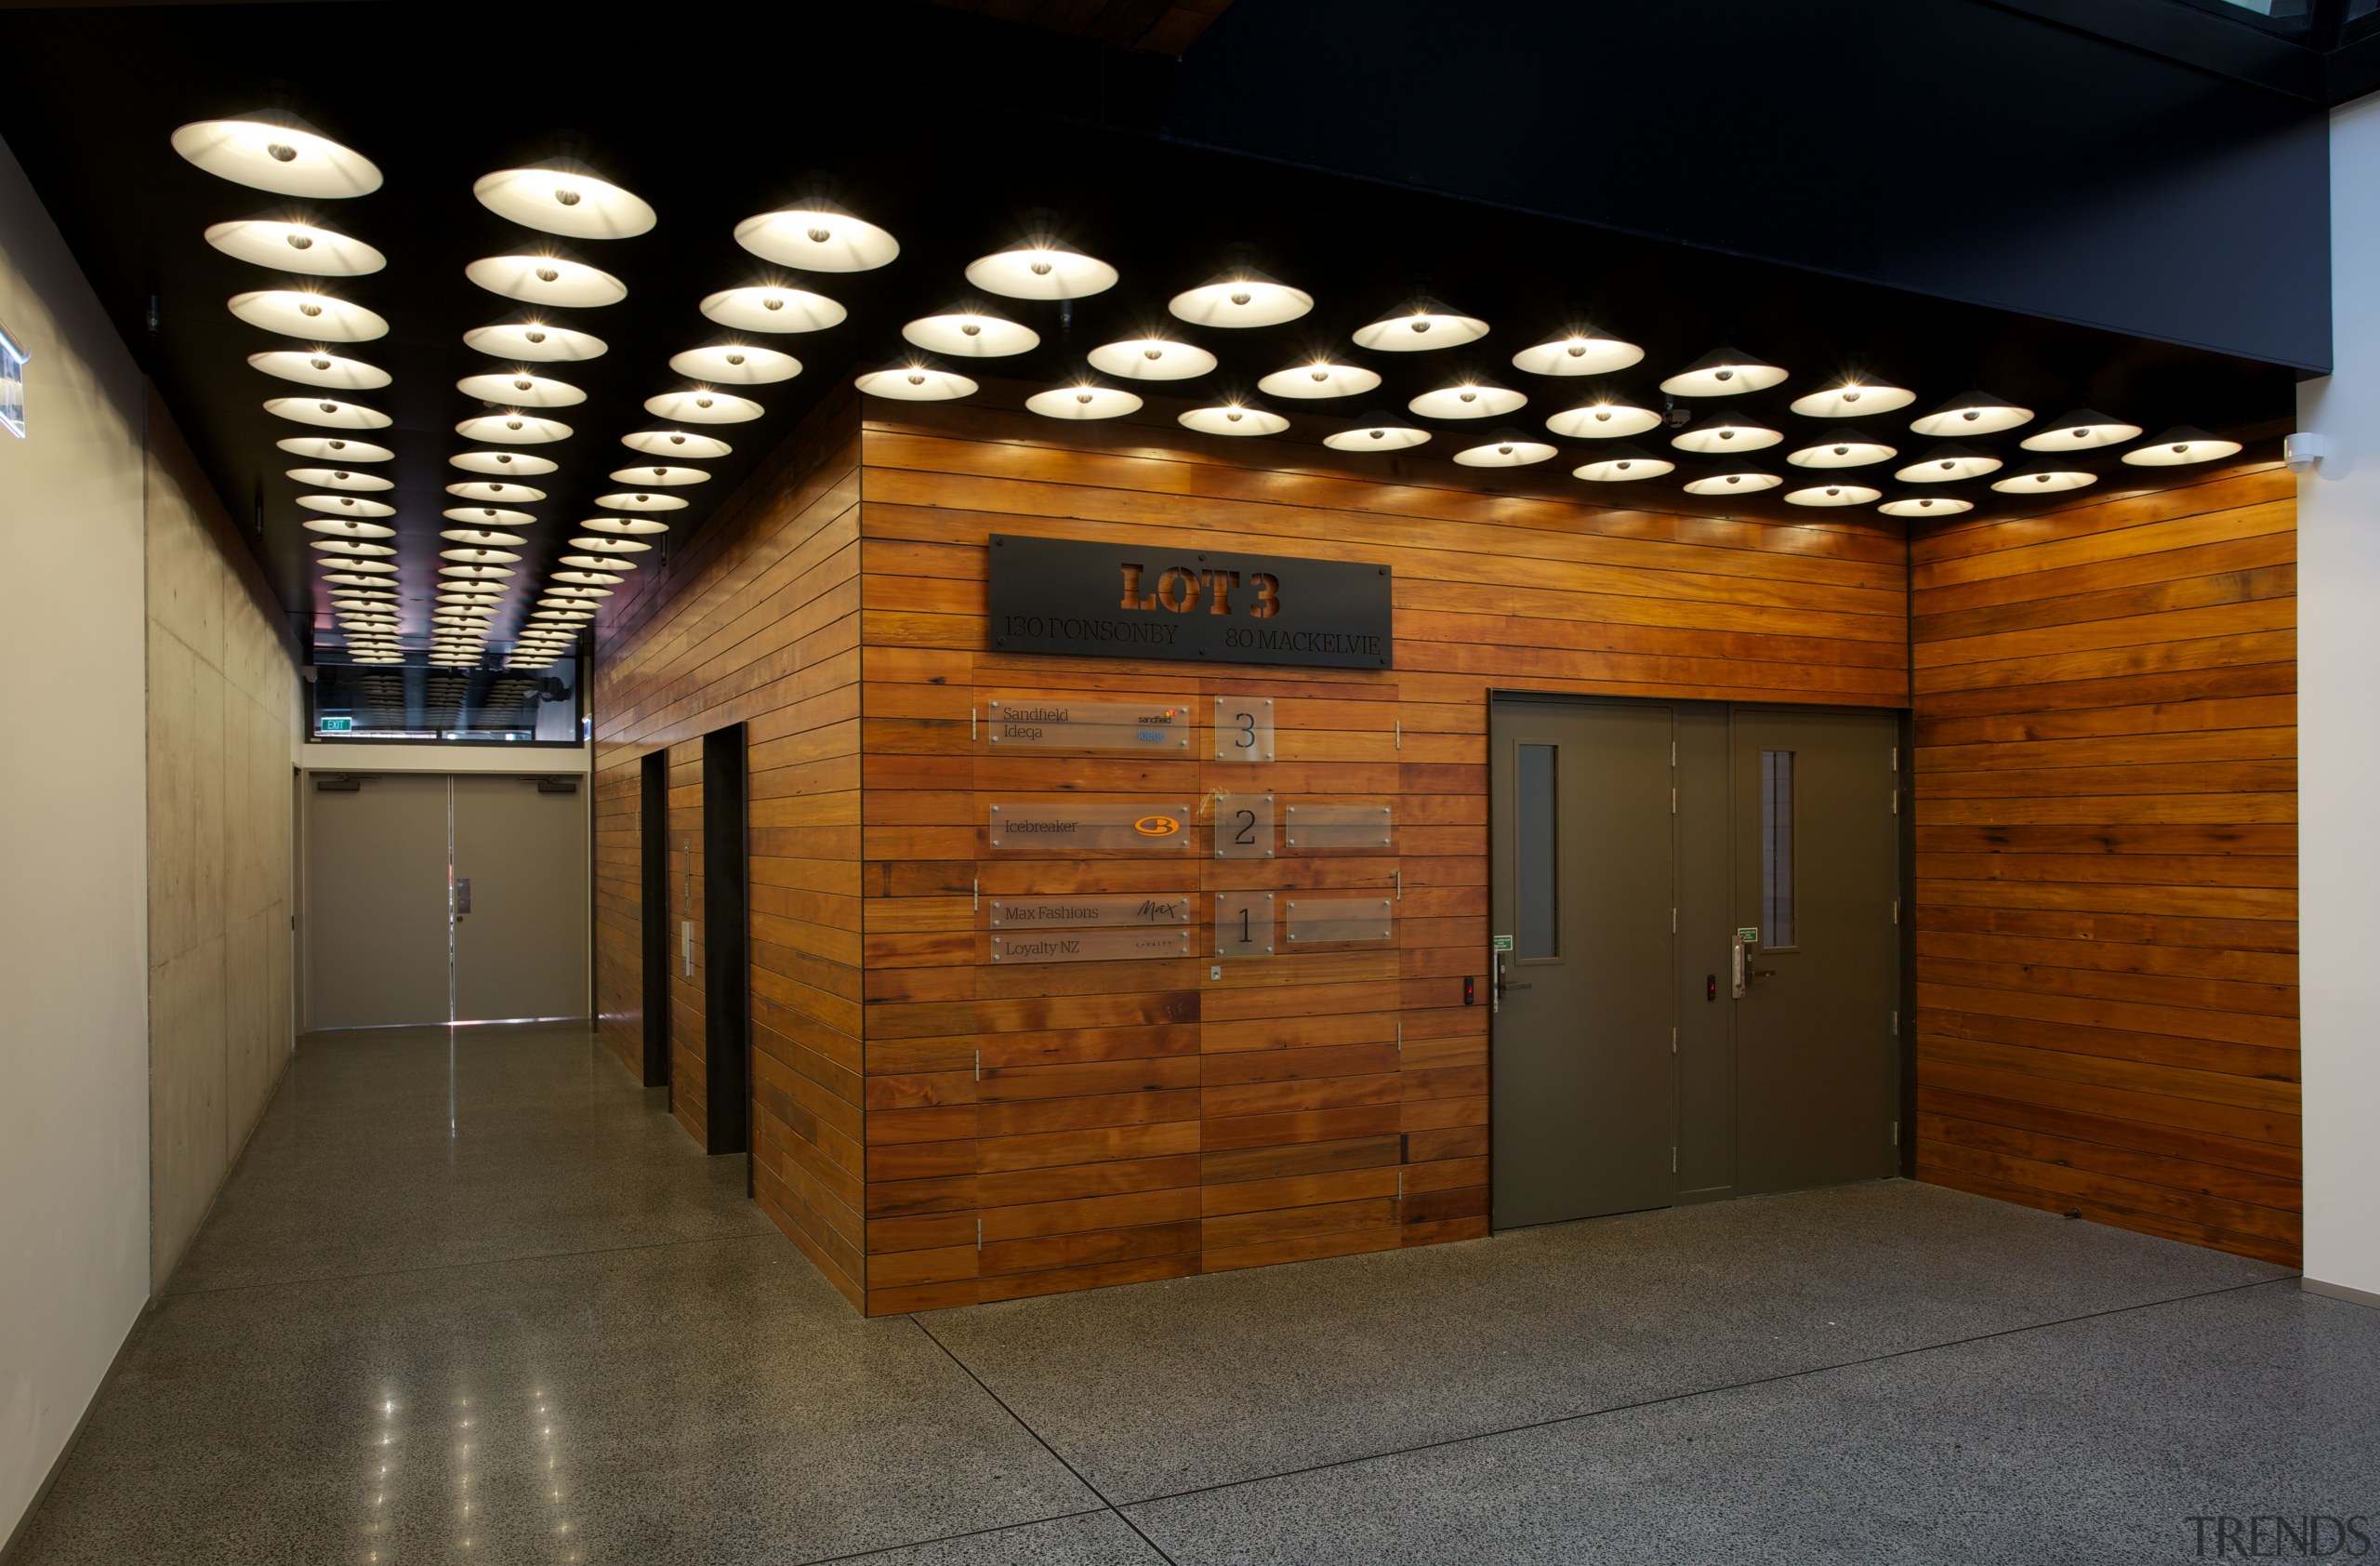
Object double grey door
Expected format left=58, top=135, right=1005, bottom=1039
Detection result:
left=1488, top=697, right=1900, bottom=1228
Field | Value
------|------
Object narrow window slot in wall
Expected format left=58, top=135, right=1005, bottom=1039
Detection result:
left=1516, top=742, right=1557, bottom=958
left=1762, top=749, right=1796, bottom=949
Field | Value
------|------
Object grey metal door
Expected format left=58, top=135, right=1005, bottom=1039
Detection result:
left=304, top=774, right=451, bottom=1029
left=1730, top=709, right=1901, bottom=1194
left=1489, top=698, right=1676, bottom=1227
left=452, top=775, right=589, bottom=1023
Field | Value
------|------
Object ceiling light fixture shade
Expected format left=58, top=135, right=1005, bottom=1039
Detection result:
left=449, top=449, right=559, bottom=476
left=249, top=349, right=390, bottom=391
left=1991, top=460, right=2098, bottom=494
left=591, top=491, right=689, bottom=512
left=439, top=564, right=515, bottom=581
left=568, top=535, right=653, bottom=553
left=441, top=507, right=536, bottom=527
left=205, top=216, right=385, bottom=277
left=1659, top=347, right=1788, bottom=398
left=298, top=493, right=394, bottom=517
left=278, top=435, right=391, bottom=463
left=441, top=547, right=522, bottom=564
left=1911, top=391, right=2033, bottom=437
left=445, top=481, right=547, bottom=502
left=1025, top=382, right=1144, bottom=420
left=1681, top=468, right=1782, bottom=496
left=577, top=515, right=672, bottom=536
left=1571, top=445, right=1676, bottom=482
left=266, top=396, right=390, bottom=430
left=170, top=113, right=382, bottom=198
left=302, top=517, right=396, bottom=537
left=609, top=464, right=711, bottom=485
left=559, top=554, right=637, bottom=572
left=1671, top=413, right=1781, bottom=454
left=1255, top=360, right=1382, bottom=400
left=473, top=160, right=656, bottom=240
left=1510, top=325, right=1646, bottom=378
left=1453, top=430, right=1558, bottom=467
left=1086, top=337, right=1219, bottom=381
left=1324, top=416, right=1430, bottom=452
left=966, top=237, right=1117, bottom=300
left=289, top=468, right=394, bottom=492
left=456, top=370, right=585, bottom=407
left=1895, top=444, right=2002, bottom=483
left=464, top=320, right=608, bottom=362
left=466, top=253, right=628, bottom=309
left=553, top=569, right=625, bottom=586
left=454, top=412, right=572, bottom=445
left=228, top=288, right=388, bottom=341
left=620, top=429, right=732, bottom=459
left=644, top=389, right=763, bottom=423
left=854, top=357, right=978, bottom=401
left=1178, top=401, right=1289, bottom=437
left=1169, top=266, right=1313, bottom=328
left=1787, top=431, right=1897, bottom=469
left=1785, top=483, right=1884, bottom=508
left=670, top=343, right=800, bottom=384
left=545, top=584, right=613, bottom=599
left=1543, top=400, right=1662, bottom=440
left=734, top=204, right=900, bottom=272
left=1878, top=496, right=1976, bottom=517
left=699, top=284, right=845, bottom=334
left=2122, top=427, right=2244, bottom=466
left=311, top=538, right=395, bottom=557
left=324, top=570, right=397, bottom=586
left=901, top=305, right=1038, bottom=358
left=441, top=528, right=527, bottom=546
left=1788, top=378, right=1916, bottom=419
left=2021, top=408, right=2144, bottom=453
left=1408, top=378, right=1527, bottom=420
left=1351, top=297, right=1489, bottom=352
left=323, top=558, right=397, bottom=575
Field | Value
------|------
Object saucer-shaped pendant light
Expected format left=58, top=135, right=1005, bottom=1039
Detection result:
left=464, top=321, right=609, bottom=362
left=456, top=370, right=585, bottom=407
left=267, top=396, right=390, bottom=430
left=621, top=429, right=733, bottom=459
left=1544, top=400, right=1661, bottom=440
left=1787, top=431, right=1897, bottom=469
left=1672, top=413, right=1780, bottom=454
left=1789, top=378, right=1914, bottom=419
left=609, top=465, right=711, bottom=486
left=1179, top=401, right=1290, bottom=437
left=592, top=491, right=690, bottom=512
left=1025, top=382, right=1143, bottom=420
left=670, top=343, right=801, bottom=384
left=310, top=537, right=395, bottom=557
left=1572, top=445, right=1675, bottom=482
left=466, top=253, right=628, bottom=308
left=1785, top=483, right=1883, bottom=508
left=451, top=449, right=560, bottom=476
left=701, top=284, right=845, bottom=334
left=1324, top=415, right=1430, bottom=452
left=1169, top=267, right=1313, bottom=328
left=2121, top=427, right=2242, bottom=466
left=645, top=389, right=764, bottom=423
left=567, top=535, right=653, bottom=554
left=1453, top=429, right=1557, bottom=467
left=1659, top=347, right=1787, bottom=397
left=902, top=305, right=1039, bottom=358
left=1879, top=496, right=1976, bottom=517
left=1408, top=378, right=1527, bottom=420
left=324, top=557, right=398, bottom=575
left=1990, top=459, right=2097, bottom=494
left=291, top=468, right=395, bottom=492
left=1351, top=297, right=1488, bottom=352
left=445, top=480, right=548, bottom=502
left=854, top=357, right=978, bottom=401
left=1682, top=468, right=1781, bottom=496
left=2021, top=409, right=2143, bottom=452
left=1255, top=360, right=1381, bottom=400
left=298, top=492, right=394, bottom=517
left=249, top=349, right=390, bottom=391
left=305, top=515, right=396, bottom=537
left=552, top=569, right=624, bottom=587
left=474, top=160, right=656, bottom=240
left=1510, top=325, right=1644, bottom=378
left=455, top=412, right=572, bottom=445
left=441, top=507, right=536, bottom=527
left=229, top=288, right=388, bottom=341
left=440, top=546, right=522, bottom=565
left=735, top=204, right=900, bottom=272
left=279, top=435, right=392, bottom=462
left=966, top=237, right=1117, bottom=300
left=1086, top=337, right=1219, bottom=381
left=441, top=528, right=528, bottom=547
left=205, top=216, right=385, bottom=277
left=171, top=113, right=382, bottom=198
left=1895, top=445, right=2001, bottom=483
left=1910, top=391, right=2032, bottom=437
left=439, top=563, right=515, bottom=582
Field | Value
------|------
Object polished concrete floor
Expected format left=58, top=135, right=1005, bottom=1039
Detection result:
left=11, top=1022, right=2375, bottom=1565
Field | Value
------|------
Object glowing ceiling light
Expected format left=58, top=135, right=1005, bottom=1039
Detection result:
left=1895, top=445, right=2001, bottom=483
left=298, top=493, right=395, bottom=517
left=1784, top=483, right=1883, bottom=507
left=205, top=215, right=384, bottom=278
left=1878, top=496, right=1976, bottom=517
left=266, top=396, right=390, bottom=431
left=1408, top=378, right=1527, bottom=420
left=902, top=305, right=1038, bottom=358
left=644, top=389, right=763, bottom=423
left=1323, top=416, right=1429, bottom=452
left=1452, top=430, right=1557, bottom=467
left=1571, top=445, right=1675, bottom=482
left=473, top=160, right=655, bottom=239
left=620, top=429, right=731, bottom=459
left=1790, top=377, right=1914, bottom=419
left=248, top=349, right=390, bottom=391
left=669, top=343, right=800, bottom=384
left=590, top=491, right=688, bottom=511
left=445, top=481, right=547, bottom=502
left=1178, top=401, right=1289, bottom=437
left=1254, top=360, right=1381, bottom=400
left=558, top=554, right=637, bottom=572
left=854, top=358, right=977, bottom=401
left=1084, top=337, right=1219, bottom=382
left=2021, top=409, right=2143, bottom=453
left=699, top=285, right=844, bottom=334
left=441, top=547, right=522, bottom=564
left=577, top=515, right=672, bottom=535
left=1543, top=400, right=1662, bottom=440
left=1910, top=391, right=2032, bottom=438
left=289, top=468, right=393, bottom=492
left=441, top=507, right=536, bottom=527
left=229, top=288, right=388, bottom=341
left=568, top=535, right=652, bottom=553
left=456, top=371, right=585, bottom=407
left=1990, top=460, right=2097, bottom=494
left=441, top=528, right=528, bottom=546
left=1351, top=297, right=1488, bottom=352
left=463, top=321, right=608, bottom=362
left=449, top=449, right=559, bottom=476
left=465, top=253, right=627, bottom=309
left=1671, top=413, right=1780, bottom=454
left=1168, top=266, right=1312, bottom=329
left=1024, top=382, right=1143, bottom=420
left=1659, top=347, right=1788, bottom=398
left=323, top=559, right=398, bottom=576
left=311, top=538, right=395, bottom=557
left=1786, top=431, right=1897, bottom=469
left=2122, top=427, right=2242, bottom=466
left=966, top=237, right=1117, bottom=300
left=734, top=203, right=899, bottom=272
left=279, top=434, right=392, bottom=463
left=552, top=569, right=624, bottom=586
left=454, top=412, right=572, bottom=445
left=170, top=113, right=382, bottom=198
left=1681, top=468, right=1782, bottom=496
left=303, top=517, right=396, bottom=537
left=440, top=563, right=516, bottom=580
left=608, top=465, right=710, bottom=485
left=1509, top=325, right=1644, bottom=378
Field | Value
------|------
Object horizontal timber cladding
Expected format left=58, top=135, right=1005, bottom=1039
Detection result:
left=1908, top=461, right=2300, bottom=1267
left=853, top=391, right=1910, bottom=1314
left=591, top=389, right=867, bottom=1308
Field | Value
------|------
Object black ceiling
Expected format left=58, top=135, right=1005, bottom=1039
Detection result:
left=0, top=0, right=2302, bottom=670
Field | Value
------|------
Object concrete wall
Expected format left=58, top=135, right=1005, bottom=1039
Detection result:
left=2296, top=93, right=2380, bottom=1306
left=0, top=133, right=152, bottom=1541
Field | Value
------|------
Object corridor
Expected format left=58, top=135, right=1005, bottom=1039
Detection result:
left=7, top=1023, right=2373, bottom=1565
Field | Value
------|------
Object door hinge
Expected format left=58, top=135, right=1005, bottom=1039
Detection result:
left=1891, top=745, right=1898, bottom=772
left=973, top=1049, right=982, bottom=1082
left=1671, top=1026, right=1678, bottom=1055
left=1671, top=786, right=1678, bottom=815
left=1672, top=1147, right=1679, bottom=1174
left=1395, top=1017, right=1404, bottom=1054
left=975, top=1218, right=984, bottom=1251
left=1395, top=720, right=1403, bottom=750
left=1891, top=1120, right=1901, bottom=1147
left=1671, top=740, right=1678, bottom=766
left=1892, top=897, right=1901, bottom=925
left=1671, top=907, right=1678, bottom=934
left=1891, top=1009, right=1900, bottom=1036
left=1890, top=786, right=1898, bottom=815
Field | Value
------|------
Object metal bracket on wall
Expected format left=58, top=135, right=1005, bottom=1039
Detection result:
left=972, top=878, right=980, bottom=912
left=971, top=707, right=977, bottom=742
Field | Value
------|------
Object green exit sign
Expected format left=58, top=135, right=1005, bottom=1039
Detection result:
left=320, top=716, right=353, bottom=734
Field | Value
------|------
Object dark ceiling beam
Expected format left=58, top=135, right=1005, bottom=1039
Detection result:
left=924, top=0, right=1236, bottom=54
left=1984, top=0, right=2333, bottom=98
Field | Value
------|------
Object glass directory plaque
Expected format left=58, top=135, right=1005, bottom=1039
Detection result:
left=1214, top=792, right=1275, bottom=859
left=1283, top=803, right=1394, bottom=849
left=985, top=697, right=1195, bottom=750
left=988, top=894, right=1193, bottom=928
left=1211, top=695, right=1276, bottom=762
left=1214, top=891, right=1276, bottom=958
left=993, top=928, right=1196, bottom=963
left=1285, top=897, right=1395, bottom=944
left=988, top=803, right=1195, bottom=851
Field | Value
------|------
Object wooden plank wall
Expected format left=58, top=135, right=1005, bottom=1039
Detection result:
left=590, top=390, right=869, bottom=1307
left=852, top=393, right=1911, bottom=1313
left=1909, top=462, right=2300, bottom=1265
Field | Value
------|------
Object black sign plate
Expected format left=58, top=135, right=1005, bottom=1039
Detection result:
left=986, top=535, right=1393, bottom=670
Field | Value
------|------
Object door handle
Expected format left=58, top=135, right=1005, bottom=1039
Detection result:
left=453, top=877, right=471, bottom=918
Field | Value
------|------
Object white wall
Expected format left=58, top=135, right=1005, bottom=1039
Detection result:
left=0, top=136, right=153, bottom=1535
left=2297, top=92, right=2380, bottom=1305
